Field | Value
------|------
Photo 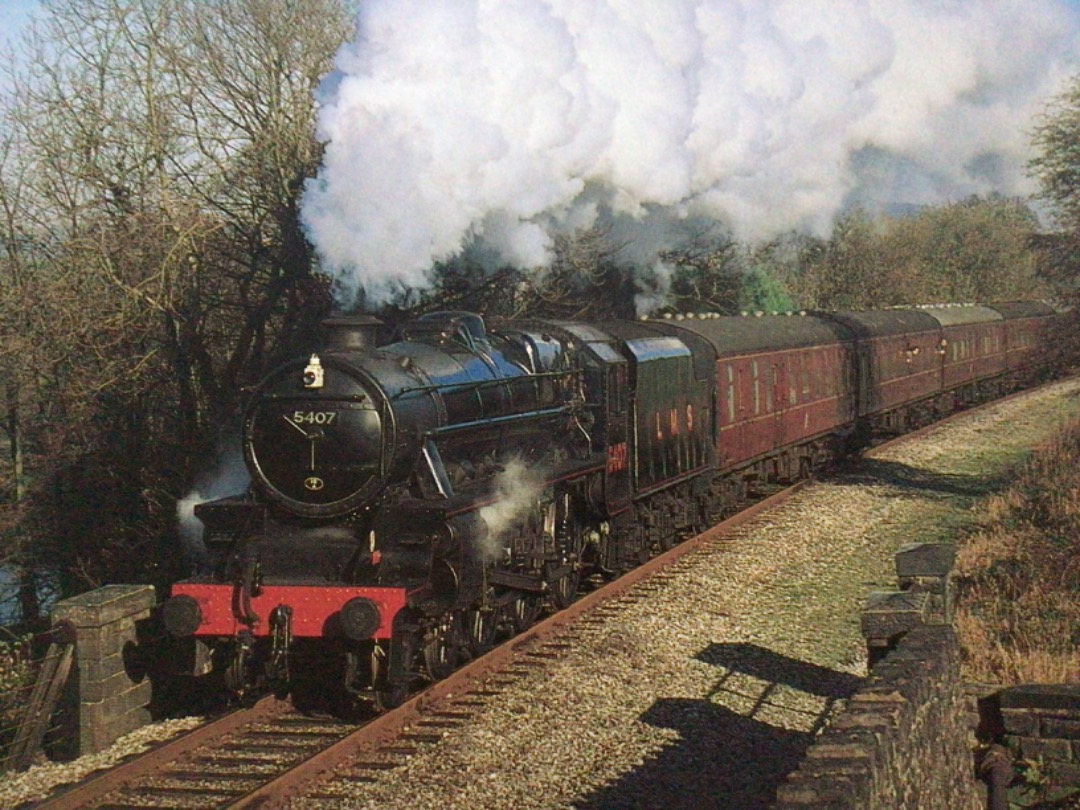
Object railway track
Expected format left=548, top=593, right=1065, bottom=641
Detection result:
left=29, top=385, right=1058, bottom=810
left=29, top=480, right=803, bottom=810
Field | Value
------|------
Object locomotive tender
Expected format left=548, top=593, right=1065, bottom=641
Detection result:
left=160, top=302, right=1055, bottom=708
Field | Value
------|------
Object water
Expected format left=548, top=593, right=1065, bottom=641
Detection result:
left=0, top=565, right=59, bottom=627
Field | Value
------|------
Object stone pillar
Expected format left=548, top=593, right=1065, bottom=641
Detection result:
left=860, top=589, right=930, bottom=669
left=895, top=542, right=955, bottom=624
left=51, top=584, right=155, bottom=757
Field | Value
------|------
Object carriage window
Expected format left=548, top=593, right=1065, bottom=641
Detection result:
left=726, top=365, right=735, bottom=423
left=752, top=361, right=761, bottom=415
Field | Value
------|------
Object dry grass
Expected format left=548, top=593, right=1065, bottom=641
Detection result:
left=0, top=634, right=36, bottom=767
left=954, top=425, right=1080, bottom=684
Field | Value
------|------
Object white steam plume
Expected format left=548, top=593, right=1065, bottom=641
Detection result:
left=177, top=446, right=251, bottom=569
left=302, top=0, right=1080, bottom=303
left=477, top=458, right=548, bottom=562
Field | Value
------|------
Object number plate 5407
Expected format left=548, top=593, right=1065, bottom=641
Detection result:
left=293, top=411, right=337, bottom=425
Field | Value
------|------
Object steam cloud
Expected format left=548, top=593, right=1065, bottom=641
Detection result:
left=477, top=458, right=548, bottom=562
left=177, top=445, right=251, bottom=569
left=302, top=0, right=1080, bottom=303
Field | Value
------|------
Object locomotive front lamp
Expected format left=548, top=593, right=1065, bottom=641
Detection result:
left=303, top=354, right=325, bottom=388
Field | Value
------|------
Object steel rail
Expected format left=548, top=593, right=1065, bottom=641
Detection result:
left=25, top=484, right=802, bottom=810
left=226, top=479, right=807, bottom=810
left=29, top=695, right=291, bottom=810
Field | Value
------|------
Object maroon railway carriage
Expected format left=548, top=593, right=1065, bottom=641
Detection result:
left=919, top=305, right=1006, bottom=394
left=989, top=301, right=1060, bottom=378
left=818, top=309, right=944, bottom=430
left=650, top=313, right=855, bottom=482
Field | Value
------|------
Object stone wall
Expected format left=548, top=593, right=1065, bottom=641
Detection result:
left=774, top=623, right=981, bottom=810
left=50, top=584, right=155, bottom=757
left=976, top=684, right=1080, bottom=806
left=774, top=538, right=1080, bottom=809
left=773, top=542, right=983, bottom=810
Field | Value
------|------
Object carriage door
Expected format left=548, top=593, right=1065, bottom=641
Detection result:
left=770, top=361, right=785, bottom=452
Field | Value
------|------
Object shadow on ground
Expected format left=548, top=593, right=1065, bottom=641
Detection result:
left=572, top=644, right=862, bottom=810
left=832, top=457, right=1007, bottom=502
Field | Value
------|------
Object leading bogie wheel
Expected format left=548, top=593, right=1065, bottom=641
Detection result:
left=371, top=639, right=413, bottom=711
left=373, top=681, right=410, bottom=712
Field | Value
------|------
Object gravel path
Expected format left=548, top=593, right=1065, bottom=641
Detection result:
left=290, top=379, right=1080, bottom=810
left=0, top=716, right=205, bottom=809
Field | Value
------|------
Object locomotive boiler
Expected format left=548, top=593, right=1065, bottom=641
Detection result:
left=159, top=302, right=1056, bottom=710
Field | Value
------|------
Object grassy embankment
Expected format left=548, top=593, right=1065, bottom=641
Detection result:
left=954, top=419, right=1080, bottom=683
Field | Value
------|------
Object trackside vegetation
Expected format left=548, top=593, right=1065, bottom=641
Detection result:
left=953, top=421, right=1080, bottom=684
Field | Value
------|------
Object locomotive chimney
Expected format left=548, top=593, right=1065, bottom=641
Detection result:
left=323, top=315, right=384, bottom=351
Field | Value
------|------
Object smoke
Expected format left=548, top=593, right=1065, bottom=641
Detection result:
left=177, top=445, right=251, bottom=566
left=302, top=0, right=1080, bottom=304
left=477, top=457, right=548, bottom=562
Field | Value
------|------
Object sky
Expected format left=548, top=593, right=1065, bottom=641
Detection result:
left=3, top=0, right=1080, bottom=65
left=3, top=0, right=1080, bottom=58
left=0, top=0, right=38, bottom=54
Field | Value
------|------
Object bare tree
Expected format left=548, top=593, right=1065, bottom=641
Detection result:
left=0, top=0, right=352, bottom=605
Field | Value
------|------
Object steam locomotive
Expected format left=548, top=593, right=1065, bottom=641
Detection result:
left=160, top=302, right=1056, bottom=709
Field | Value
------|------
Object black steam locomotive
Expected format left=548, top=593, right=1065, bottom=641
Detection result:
left=160, top=303, right=1056, bottom=709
